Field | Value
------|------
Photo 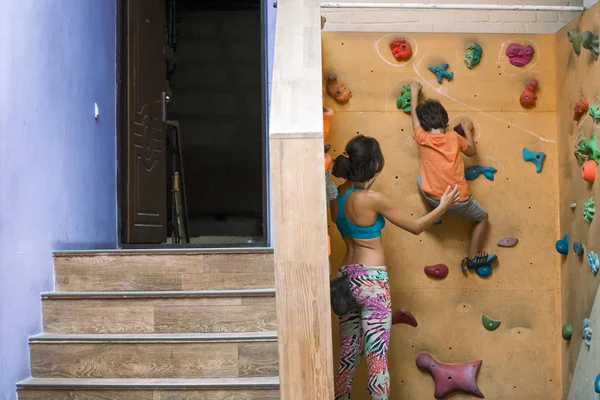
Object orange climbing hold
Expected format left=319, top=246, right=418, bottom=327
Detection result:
left=582, top=160, right=596, bottom=183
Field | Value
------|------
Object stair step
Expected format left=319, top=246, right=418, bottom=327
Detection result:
left=42, top=290, right=277, bottom=334
left=54, top=250, right=275, bottom=292
left=29, top=333, right=278, bottom=379
left=17, top=377, right=280, bottom=400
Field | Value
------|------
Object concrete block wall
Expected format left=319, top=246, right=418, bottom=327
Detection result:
left=321, top=0, right=584, bottom=33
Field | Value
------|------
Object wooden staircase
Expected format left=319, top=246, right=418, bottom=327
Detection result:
left=17, top=249, right=280, bottom=399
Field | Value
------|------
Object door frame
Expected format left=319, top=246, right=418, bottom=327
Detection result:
left=116, top=0, right=271, bottom=248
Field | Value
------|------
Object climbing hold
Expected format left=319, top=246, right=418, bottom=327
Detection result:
left=464, top=43, right=483, bottom=69
left=582, top=31, right=599, bottom=60
left=583, top=318, right=592, bottom=347
left=497, top=237, right=518, bottom=248
left=589, top=251, right=599, bottom=276
left=555, top=234, right=569, bottom=255
left=428, top=63, right=453, bottom=84
left=568, top=29, right=582, bottom=55
left=424, top=264, right=449, bottom=279
left=577, top=132, right=600, bottom=165
left=571, top=203, right=577, bottom=210
left=522, top=148, right=546, bottom=173
left=321, top=15, right=326, bottom=29
left=582, top=160, right=596, bottom=183
left=389, top=37, right=413, bottom=62
left=392, top=309, right=418, bottom=327
left=520, top=79, right=538, bottom=108
left=476, top=265, right=492, bottom=277
left=584, top=196, right=595, bottom=224
left=562, top=323, right=573, bottom=340
left=326, top=73, right=352, bottom=104
left=506, top=43, right=535, bottom=67
left=454, top=123, right=465, bottom=137
left=595, top=373, right=600, bottom=393
left=481, top=314, right=501, bottom=331
left=574, top=242, right=584, bottom=257
left=574, top=94, right=589, bottom=122
left=590, top=104, right=600, bottom=123
left=465, top=166, right=497, bottom=181
left=396, top=85, right=412, bottom=113
left=416, top=353, right=484, bottom=399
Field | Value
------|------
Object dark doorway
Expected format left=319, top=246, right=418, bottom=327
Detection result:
left=118, top=0, right=268, bottom=247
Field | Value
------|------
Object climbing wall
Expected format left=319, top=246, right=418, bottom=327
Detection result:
left=323, top=32, right=561, bottom=399
left=555, top=4, right=600, bottom=398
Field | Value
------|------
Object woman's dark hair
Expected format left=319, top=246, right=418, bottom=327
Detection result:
left=415, top=99, right=449, bottom=131
left=332, top=135, right=384, bottom=182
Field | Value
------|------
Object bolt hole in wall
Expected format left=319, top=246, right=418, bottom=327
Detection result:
left=164, top=0, right=266, bottom=246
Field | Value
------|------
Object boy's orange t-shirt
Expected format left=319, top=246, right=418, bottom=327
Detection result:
left=413, top=126, right=470, bottom=201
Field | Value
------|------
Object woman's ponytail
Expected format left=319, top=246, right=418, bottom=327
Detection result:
left=331, top=153, right=351, bottom=179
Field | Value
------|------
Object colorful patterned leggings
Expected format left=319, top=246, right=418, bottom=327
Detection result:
left=334, top=264, right=392, bottom=400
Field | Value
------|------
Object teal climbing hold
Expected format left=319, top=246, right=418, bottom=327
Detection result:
left=476, top=265, right=492, bottom=277
left=595, top=373, right=600, bottom=393
left=589, top=104, right=600, bottom=123
left=584, top=196, right=595, bottom=224
left=396, top=85, right=412, bottom=113
left=481, top=314, right=501, bottom=331
left=574, top=242, right=584, bottom=257
left=589, top=251, right=599, bottom=276
left=465, top=166, right=497, bottom=181
left=428, top=63, right=453, bottom=84
left=523, top=148, right=546, bottom=173
left=555, top=234, right=569, bottom=255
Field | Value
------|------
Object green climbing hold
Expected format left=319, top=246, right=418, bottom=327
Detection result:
left=482, top=314, right=501, bottom=331
left=582, top=31, right=600, bottom=60
left=584, top=196, right=595, bottom=224
left=396, top=85, right=412, bottom=113
left=590, top=104, right=600, bottom=123
left=562, top=323, right=573, bottom=340
left=464, top=43, right=483, bottom=69
left=568, top=29, right=582, bottom=55
left=577, top=131, right=600, bottom=165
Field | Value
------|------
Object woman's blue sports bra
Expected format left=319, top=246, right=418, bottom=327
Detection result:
left=335, top=186, right=385, bottom=239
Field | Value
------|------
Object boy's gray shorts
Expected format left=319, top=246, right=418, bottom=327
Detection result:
left=417, top=175, right=487, bottom=222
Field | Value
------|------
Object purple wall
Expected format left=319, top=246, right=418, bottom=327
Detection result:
left=0, top=1, right=118, bottom=399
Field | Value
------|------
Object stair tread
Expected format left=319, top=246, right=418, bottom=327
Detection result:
left=17, top=377, right=280, bottom=389
left=42, top=289, right=276, bottom=299
left=53, top=248, right=273, bottom=257
left=30, top=331, right=278, bottom=342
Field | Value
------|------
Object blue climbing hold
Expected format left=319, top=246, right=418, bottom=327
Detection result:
left=574, top=242, right=584, bottom=257
left=595, top=373, right=600, bottom=393
left=555, top=234, right=569, bottom=255
left=465, top=166, right=497, bottom=181
left=522, top=148, right=546, bottom=173
left=428, top=63, right=453, bottom=84
left=589, top=251, right=599, bottom=276
left=476, top=265, right=492, bottom=277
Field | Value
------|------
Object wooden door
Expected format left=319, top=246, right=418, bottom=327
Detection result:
left=124, top=0, right=167, bottom=243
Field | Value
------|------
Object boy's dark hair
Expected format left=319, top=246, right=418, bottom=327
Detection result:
left=416, top=99, right=449, bottom=131
left=332, top=135, right=384, bottom=182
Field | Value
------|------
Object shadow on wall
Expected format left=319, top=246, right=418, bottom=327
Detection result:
left=0, top=1, right=118, bottom=399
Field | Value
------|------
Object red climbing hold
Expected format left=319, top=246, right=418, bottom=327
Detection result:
left=520, top=79, right=538, bottom=108
left=392, top=309, right=418, bottom=327
left=574, top=94, right=589, bottom=121
left=424, top=264, right=449, bottom=278
left=389, top=37, right=413, bottom=61
left=416, top=352, right=485, bottom=399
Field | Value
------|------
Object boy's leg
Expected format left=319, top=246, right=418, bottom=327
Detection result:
left=456, top=197, right=497, bottom=268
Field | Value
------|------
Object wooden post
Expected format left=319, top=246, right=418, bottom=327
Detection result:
left=269, top=0, right=334, bottom=398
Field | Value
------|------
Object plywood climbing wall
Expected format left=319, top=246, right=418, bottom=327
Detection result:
left=323, top=32, right=561, bottom=399
left=554, top=4, right=600, bottom=398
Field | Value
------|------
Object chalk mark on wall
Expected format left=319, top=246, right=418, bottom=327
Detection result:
left=412, top=59, right=555, bottom=144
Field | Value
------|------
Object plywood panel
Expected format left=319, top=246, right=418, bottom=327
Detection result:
left=554, top=4, right=600, bottom=398
left=323, top=31, right=560, bottom=399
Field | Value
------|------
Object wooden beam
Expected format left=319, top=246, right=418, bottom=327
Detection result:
left=268, top=0, right=334, bottom=398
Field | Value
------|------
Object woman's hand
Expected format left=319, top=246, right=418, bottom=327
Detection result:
left=440, top=185, right=460, bottom=210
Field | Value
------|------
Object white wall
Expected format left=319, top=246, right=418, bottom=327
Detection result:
left=321, top=0, right=584, bottom=33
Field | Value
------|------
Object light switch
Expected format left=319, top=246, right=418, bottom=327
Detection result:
left=94, top=103, right=99, bottom=120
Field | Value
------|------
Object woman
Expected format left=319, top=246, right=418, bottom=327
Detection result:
left=330, top=135, right=459, bottom=400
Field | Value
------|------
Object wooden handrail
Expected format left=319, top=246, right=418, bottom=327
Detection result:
left=268, top=0, right=334, bottom=398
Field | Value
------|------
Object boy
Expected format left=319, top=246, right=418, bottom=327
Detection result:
left=408, top=81, right=497, bottom=272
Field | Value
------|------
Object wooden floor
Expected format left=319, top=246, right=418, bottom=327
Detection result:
left=17, top=250, right=280, bottom=399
